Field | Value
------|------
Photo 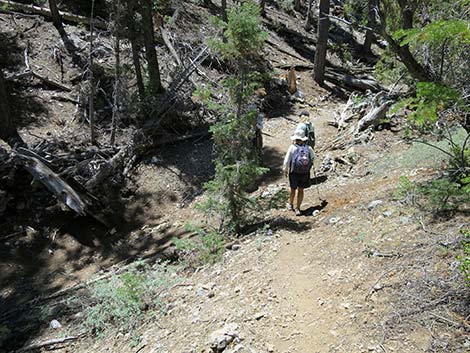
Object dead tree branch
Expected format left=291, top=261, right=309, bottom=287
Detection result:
left=0, top=0, right=107, bottom=29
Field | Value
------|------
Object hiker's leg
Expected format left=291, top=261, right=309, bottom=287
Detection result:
left=289, top=188, right=296, bottom=206
left=297, top=188, right=304, bottom=209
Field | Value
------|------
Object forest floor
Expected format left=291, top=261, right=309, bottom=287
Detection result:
left=1, top=2, right=469, bottom=353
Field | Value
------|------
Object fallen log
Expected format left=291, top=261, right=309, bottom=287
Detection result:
left=265, top=38, right=308, bottom=63
left=17, top=335, right=81, bottom=352
left=274, top=62, right=314, bottom=70
left=0, top=0, right=107, bottom=30
left=15, top=150, right=87, bottom=215
left=355, top=101, right=391, bottom=133
left=325, top=70, right=385, bottom=92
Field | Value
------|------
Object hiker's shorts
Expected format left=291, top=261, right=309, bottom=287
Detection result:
left=289, top=172, right=310, bottom=189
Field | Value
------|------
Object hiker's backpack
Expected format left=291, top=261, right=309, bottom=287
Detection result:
left=291, top=145, right=312, bottom=174
left=297, top=122, right=316, bottom=148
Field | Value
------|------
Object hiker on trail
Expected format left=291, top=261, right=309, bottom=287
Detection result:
left=296, top=111, right=315, bottom=148
left=283, top=127, right=315, bottom=216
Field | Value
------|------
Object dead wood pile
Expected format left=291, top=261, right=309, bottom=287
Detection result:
left=328, top=90, right=396, bottom=149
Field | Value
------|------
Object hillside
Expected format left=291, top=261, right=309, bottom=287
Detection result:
left=0, top=1, right=469, bottom=352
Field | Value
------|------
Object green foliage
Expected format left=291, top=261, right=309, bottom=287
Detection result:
left=329, top=43, right=353, bottom=67
left=418, top=178, right=468, bottom=211
left=71, top=261, right=177, bottom=336
left=343, top=0, right=368, bottom=26
left=393, top=175, right=469, bottom=212
left=375, top=47, right=411, bottom=85
left=458, top=229, right=470, bottom=286
left=394, top=20, right=470, bottom=47
left=198, top=0, right=268, bottom=234
left=174, top=225, right=226, bottom=265
left=392, top=175, right=417, bottom=202
left=257, top=188, right=290, bottom=210
left=199, top=161, right=268, bottom=233
left=209, top=1, right=267, bottom=60
left=392, top=82, right=461, bottom=131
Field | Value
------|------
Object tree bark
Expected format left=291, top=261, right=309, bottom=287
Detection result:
left=362, top=0, right=376, bottom=54
left=111, top=0, right=121, bottom=146
left=89, top=0, right=96, bottom=144
left=48, top=0, right=63, bottom=29
left=125, top=1, right=145, bottom=102
left=0, top=70, right=15, bottom=140
left=294, top=0, right=302, bottom=12
left=313, top=0, right=329, bottom=84
left=221, top=0, right=228, bottom=22
left=305, top=0, right=314, bottom=30
left=260, top=0, right=266, bottom=17
left=131, top=40, right=145, bottom=102
left=139, top=0, right=163, bottom=95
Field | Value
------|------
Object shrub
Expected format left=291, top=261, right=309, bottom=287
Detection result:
left=70, top=261, right=178, bottom=337
left=458, top=229, right=470, bottom=286
left=174, top=225, right=226, bottom=265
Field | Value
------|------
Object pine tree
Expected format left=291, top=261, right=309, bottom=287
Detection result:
left=199, top=1, right=268, bottom=234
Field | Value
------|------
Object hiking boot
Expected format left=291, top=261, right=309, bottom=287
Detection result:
left=286, top=203, right=294, bottom=211
left=294, top=208, right=301, bottom=216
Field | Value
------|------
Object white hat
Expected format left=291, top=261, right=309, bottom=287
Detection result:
left=290, top=128, right=308, bottom=141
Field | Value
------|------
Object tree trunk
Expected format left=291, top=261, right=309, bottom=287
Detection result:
left=221, top=0, right=228, bottom=22
left=111, top=0, right=121, bottom=146
left=260, top=0, right=266, bottom=17
left=397, top=0, right=414, bottom=29
left=294, top=0, right=302, bottom=12
left=0, top=70, right=15, bottom=140
left=89, top=0, right=96, bottom=144
left=362, top=0, right=376, bottom=54
left=377, top=3, right=434, bottom=82
left=313, top=0, right=329, bottom=84
left=305, top=0, right=314, bottom=30
left=125, top=1, right=145, bottom=102
left=139, top=0, right=162, bottom=95
left=131, top=40, right=145, bottom=102
left=48, top=0, right=62, bottom=29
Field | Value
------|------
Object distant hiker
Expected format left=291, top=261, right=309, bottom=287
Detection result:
left=296, top=111, right=315, bottom=148
left=283, top=127, right=315, bottom=216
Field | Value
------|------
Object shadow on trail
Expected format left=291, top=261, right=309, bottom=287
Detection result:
left=310, top=174, right=328, bottom=185
left=259, top=146, right=285, bottom=185
left=241, top=215, right=311, bottom=235
left=302, top=199, right=328, bottom=216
